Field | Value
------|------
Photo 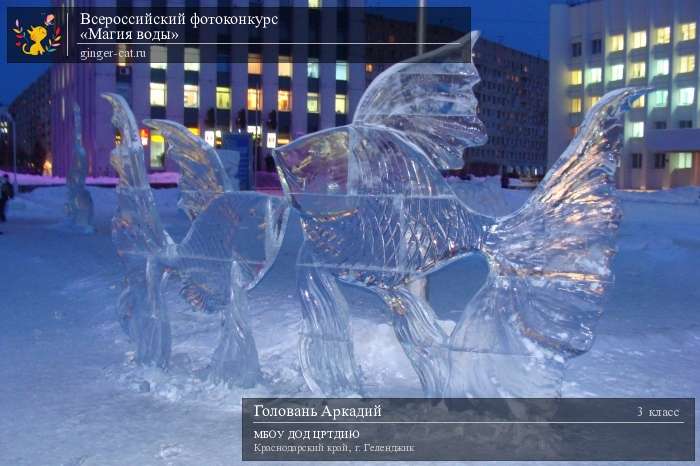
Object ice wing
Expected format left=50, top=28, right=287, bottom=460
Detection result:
left=145, top=119, right=233, bottom=221
left=352, top=31, right=484, bottom=169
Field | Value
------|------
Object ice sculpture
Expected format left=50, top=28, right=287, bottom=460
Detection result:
left=274, top=31, right=642, bottom=397
left=64, top=103, right=95, bottom=233
left=103, top=93, right=289, bottom=386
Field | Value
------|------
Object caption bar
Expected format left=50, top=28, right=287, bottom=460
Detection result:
left=242, top=397, right=695, bottom=461
left=6, top=6, right=470, bottom=64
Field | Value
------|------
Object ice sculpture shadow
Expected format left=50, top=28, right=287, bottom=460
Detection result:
left=103, top=93, right=288, bottom=387
left=63, top=103, right=95, bottom=233
left=273, top=31, right=645, bottom=397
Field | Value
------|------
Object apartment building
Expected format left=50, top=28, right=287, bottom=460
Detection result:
left=549, top=0, right=700, bottom=189
left=50, top=0, right=365, bottom=178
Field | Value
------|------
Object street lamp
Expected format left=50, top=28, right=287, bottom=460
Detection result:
left=0, top=107, right=18, bottom=195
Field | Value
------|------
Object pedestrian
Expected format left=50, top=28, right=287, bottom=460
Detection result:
left=0, top=174, right=14, bottom=223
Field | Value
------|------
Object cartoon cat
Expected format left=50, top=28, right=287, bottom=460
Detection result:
left=22, top=26, right=47, bottom=56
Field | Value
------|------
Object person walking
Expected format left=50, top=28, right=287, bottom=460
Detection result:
left=0, top=174, right=14, bottom=223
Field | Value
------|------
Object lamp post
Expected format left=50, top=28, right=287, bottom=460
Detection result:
left=0, top=108, right=18, bottom=194
left=417, top=0, right=426, bottom=55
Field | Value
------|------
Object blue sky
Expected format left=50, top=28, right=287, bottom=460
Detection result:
left=0, top=0, right=554, bottom=104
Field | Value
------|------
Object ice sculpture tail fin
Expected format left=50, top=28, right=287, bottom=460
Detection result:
left=447, top=88, right=645, bottom=397
left=145, top=119, right=233, bottom=221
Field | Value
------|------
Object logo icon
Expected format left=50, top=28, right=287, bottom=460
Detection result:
left=12, top=14, right=61, bottom=56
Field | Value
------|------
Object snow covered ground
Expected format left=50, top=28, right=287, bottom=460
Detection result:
left=0, top=183, right=698, bottom=466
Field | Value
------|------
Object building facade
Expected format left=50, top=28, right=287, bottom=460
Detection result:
left=7, top=70, right=52, bottom=174
left=51, top=0, right=365, bottom=178
left=549, top=0, right=700, bottom=189
left=366, top=24, right=548, bottom=177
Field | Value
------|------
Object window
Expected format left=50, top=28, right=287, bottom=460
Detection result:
left=277, top=90, right=292, bottom=112
left=571, top=42, right=582, bottom=57
left=631, top=152, right=643, bottom=169
left=630, top=121, right=644, bottom=138
left=216, top=87, right=230, bottom=110
left=183, top=84, right=199, bottom=108
left=654, top=153, right=666, bottom=169
left=679, top=87, right=695, bottom=106
left=150, top=132, right=165, bottom=169
left=653, top=90, right=668, bottom=107
left=679, top=55, right=695, bottom=73
left=308, top=0, right=321, bottom=8
left=247, top=88, right=262, bottom=110
left=654, top=121, right=667, bottom=129
left=569, top=69, right=583, bottom=85
left=630, top=62, right=646, bottom=79
left=631, top=31, right=647, bottom=48
left=307, top=59, right=320, bottom=79
left=588, top=67, right=602, bottom=83
left=670, top=152, right=693, bottom=170
left=610, top=34, right=624, bottom=52
left=278, top=56, right=292, bottom=77
left=679, top=120, right=693, bottom=129
left=336, top=61, right=349, bottom=81
left=307, top=92, right=319, bottom=113
left=150, top=45, right=167, bottom=70
left=184, top=48, right=200, bottom=72
left=680, top=22, right=696, bottom=41
left=589, top=95, right=601, bottom=107
left=656, top=27, right=671, bottom=44
left=335, top=94, right=347, bottom=114
left=247, top=125, right=262, bottom=138
left=248, top=54, right=262, bottom=75
left=591, top=38, right=602, bottom=54
left=570, top=97, right=582, bottom=113
left=632, top=95, right=645, bottom=108
left=655, top=59, right=669, bottom=76
left=149, top=82, right=166, bottom=106
left=188, top=127, right=200, bottom=136
left=611, top=64, right=624, bottom=81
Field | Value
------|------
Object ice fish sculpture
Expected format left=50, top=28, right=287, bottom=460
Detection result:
left=64, top=103, right=95, bottom=233
left=103, top=93, right=289, bottom=387
left=274, top=32, right=642, bottom=397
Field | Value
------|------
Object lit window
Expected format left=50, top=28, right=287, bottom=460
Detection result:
left=336, top=61, right=349, bottom=81
left=631, top=31, right=647, bottom=49
left=248, top=54, right=262, bottom=75
left=652, top=90, right=668, bottom=107
left=307, top=92, right=319, bottom=113
left=570, top=97, right=582, bottom=113
left=679, top=87, right=695, bottom=106
left=365, top=63, right=374, bottom=73
left=656, top=27, right=671, bottom=44
left=335, top=94, right=347, bottom=114
left=680, top=22, right=696, bottom=41
left=150, top=82, right=166, bottom=106
left=183, top=84, right=199, bottom=108
left=588, top=67, right=602, bottom=83
left=188, top=127, right=200, bottom=136
left=308, top=0, right=321, bottom=8
left=278, top=90, right=292, bottom=112
left=247, top=125, right=262, bottom=137
left=679, top=55, right=696, bottom=73
left=569, top=69, right=582, bottom=85
left=307, top=59, right=319, bottom=79
left=610, top=34, right=624, bottom=52
left=670, top=152, right=693, bottom=170
left=278, top=56, right=292, bottom=77
left=150, top=45, right=167, bottom=70
left=631, top=95, right=645, bottom=108
left=630, top=121, right=644, bottom=138
left=216, top=87, right=231, bottom=110
left=655, top=59, right=669, bottom=76
left=277, top=135, right=290, bottom=146
left=150, top=132, right=165, bottom=168
left=630, top=62, right=646, bottom=79
left=117, top=44, right=129, bottom=67
left=589, top=95, right=601, bottom=107
left=247, top=88, right=262, bottom=110
left=610, top=64, right=624, bottom=81
left=184, top=48, right=200, bottom=72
